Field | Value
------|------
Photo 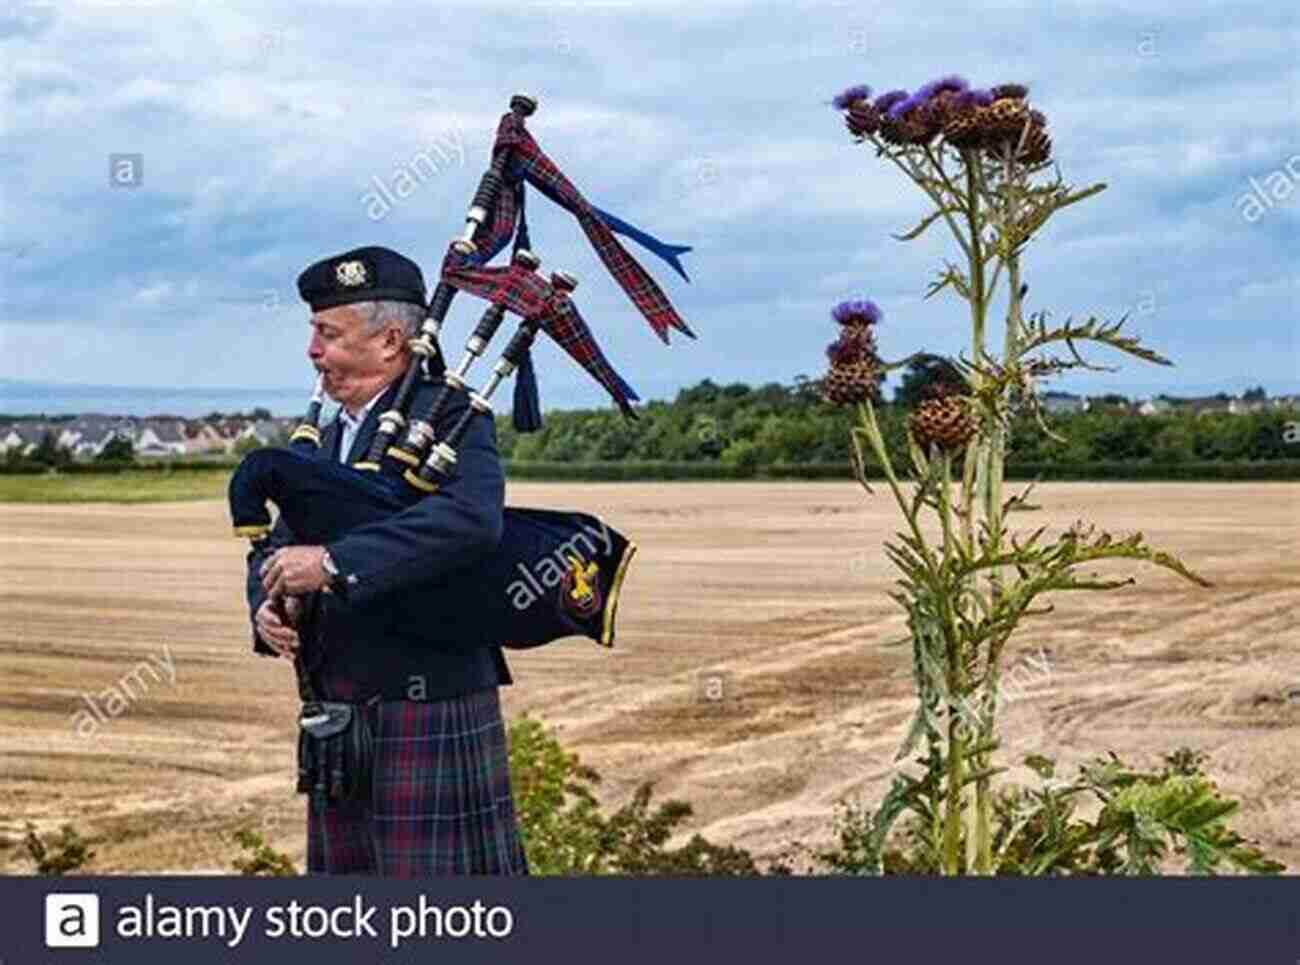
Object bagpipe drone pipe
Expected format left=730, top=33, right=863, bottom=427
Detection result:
left=229, top=92, right=694, bottom=649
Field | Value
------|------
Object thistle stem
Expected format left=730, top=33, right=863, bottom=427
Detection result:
left=938, top=449, right=956, bottom=563
left=964, top=153, right=988, bottom=367
left=856, top=400, right=942, bottom=579
left=943, top=716, right=965, bottom=874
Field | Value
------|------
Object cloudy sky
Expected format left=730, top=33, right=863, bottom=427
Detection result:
left=1, top=0, right=1296, bottom=412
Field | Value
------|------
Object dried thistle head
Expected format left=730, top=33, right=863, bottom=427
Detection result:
left=989, top=82, right=1029, bottom=100
left=979, top=97, right=1030, bottom=144
left=821, top=356, right=881, bottom=406
left=942, top=88, right=994, bottom=149
left=909, top=394, right=978, bottom=452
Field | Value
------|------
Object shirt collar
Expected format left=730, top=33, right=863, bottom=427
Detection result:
left=339, top=385, right=390, bottom=429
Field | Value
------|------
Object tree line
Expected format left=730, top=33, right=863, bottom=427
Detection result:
left=8, top=375, right=1296, bottom=471
left=494, top=376, right=1299, bottom=468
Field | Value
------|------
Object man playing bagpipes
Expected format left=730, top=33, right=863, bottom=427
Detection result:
left=236, top=94, right=694, bottom=876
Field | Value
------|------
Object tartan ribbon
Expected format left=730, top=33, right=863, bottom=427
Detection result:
left=435, top=107, right=693, bottom=429
left=488, top=111, right=694, bottom=345
left=440, top=253, right=639, bottom=419
left=536, top=296, right=639, bottom=418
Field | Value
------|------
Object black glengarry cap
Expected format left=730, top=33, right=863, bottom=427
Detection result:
left=297, top=245, right=427, bottom=312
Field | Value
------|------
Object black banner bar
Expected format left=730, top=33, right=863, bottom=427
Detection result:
left=7, top=877, right=1298, bottom=964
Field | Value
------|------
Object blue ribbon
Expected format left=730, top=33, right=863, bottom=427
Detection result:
left=503, top=159, right=692, bottom=281
left=591, top=206, right=692, bottom=283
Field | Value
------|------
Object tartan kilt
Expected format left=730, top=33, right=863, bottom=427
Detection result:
left=306, top=687, right=529, bottom=876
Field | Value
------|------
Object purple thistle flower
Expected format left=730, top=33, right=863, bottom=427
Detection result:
left=887, top=95, right=922, bottom=120
left=831, top=84, right=872, bottom=110
left=832, top=299, right=883, bottom=326
left=929, top=74, right=969, bottom=96
left=873, top=89, right=909, bottom=114
left=914, top=74, right=967, bottom=102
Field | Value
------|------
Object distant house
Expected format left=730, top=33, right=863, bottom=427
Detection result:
left=1041, top=391, right=1089, bottom=415
left=0, top=423, right=46, bottom=456
left=248, top=419, right=287, bottom=445
left=135, top=421, right=188, bottom=457
left=55, top=424, right=83, bottom=452
left=1228, top=398, right=1272, bottom=415
left=182, top=422, right=229, bottom=455
left=1137, top=398, right=1172, bottom=416
left=59, top=416, right=136, bottom=458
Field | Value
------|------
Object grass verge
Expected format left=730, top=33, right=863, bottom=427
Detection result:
left=0, top=469, right=232, bottom=503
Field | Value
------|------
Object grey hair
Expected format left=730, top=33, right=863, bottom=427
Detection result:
left=349, top=299, right=426, bottom=338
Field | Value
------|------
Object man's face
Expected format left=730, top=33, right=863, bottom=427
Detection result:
left=306, top=305, right=402, bottom=408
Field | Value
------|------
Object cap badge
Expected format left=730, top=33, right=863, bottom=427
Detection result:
left=335, top=260, right=369, bottom=287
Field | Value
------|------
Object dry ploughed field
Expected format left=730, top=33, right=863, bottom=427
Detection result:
left=1, top=481, right=1297, bottom=873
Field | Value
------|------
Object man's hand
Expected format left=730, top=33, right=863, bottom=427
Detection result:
left=255, top=595, right=302, bottom=658
left=260, top=546, right=329, bottom=596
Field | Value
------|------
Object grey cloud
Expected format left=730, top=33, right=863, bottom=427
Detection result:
left=2, top=0, right=1297, bottom=398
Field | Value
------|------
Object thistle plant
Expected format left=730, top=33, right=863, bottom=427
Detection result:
left=822, top=76, right=1251, bottom=875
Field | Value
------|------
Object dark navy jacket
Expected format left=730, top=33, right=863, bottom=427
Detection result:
left=245, top=375, right=513, bottom=701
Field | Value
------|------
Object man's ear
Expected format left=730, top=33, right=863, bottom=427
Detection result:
left=382, top=325, right=405, bottom=360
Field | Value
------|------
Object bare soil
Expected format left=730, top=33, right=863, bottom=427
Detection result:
left=1, top=481, right=1297, bottom=873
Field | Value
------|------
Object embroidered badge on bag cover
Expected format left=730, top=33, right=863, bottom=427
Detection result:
left=559, top=555, right=601, bottom=620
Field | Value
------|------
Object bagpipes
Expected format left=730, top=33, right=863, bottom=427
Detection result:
left=230, top=92, right=694, bottom=651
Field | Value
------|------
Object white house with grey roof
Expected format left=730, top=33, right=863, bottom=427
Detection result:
left=135, top=421, right=188, bottom=457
